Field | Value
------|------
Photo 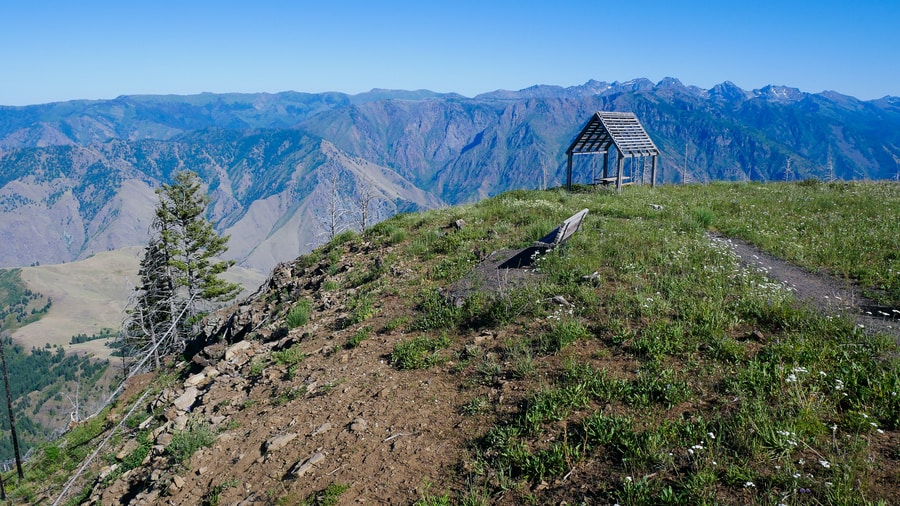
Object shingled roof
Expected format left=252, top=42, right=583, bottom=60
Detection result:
left=566, top=111, right=659, bottom=157
left=565, top=111, right=660, bottom=190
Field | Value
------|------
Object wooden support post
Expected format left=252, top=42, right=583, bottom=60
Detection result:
left=650, top=155, right=657, bottom=188
left=602, top=152, right=609, bottom=179
left=566, top=152, right=573, bottom=191
left=616, top=151, right=625, bottom=190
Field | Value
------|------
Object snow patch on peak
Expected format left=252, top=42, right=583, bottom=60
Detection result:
left=754, top=85, right=805, bottom=102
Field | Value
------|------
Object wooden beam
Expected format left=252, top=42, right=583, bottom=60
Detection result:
left=566, top=152, right=573, bottom=191
left=650, top=155, right=657, bottom=188
left=616, top=150, right=624, bottom=190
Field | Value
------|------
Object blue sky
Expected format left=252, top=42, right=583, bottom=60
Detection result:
left=2, top=0, right=897, bottom=106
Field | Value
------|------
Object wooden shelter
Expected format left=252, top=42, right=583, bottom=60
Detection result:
left=565, top=111, right=659, bottom=190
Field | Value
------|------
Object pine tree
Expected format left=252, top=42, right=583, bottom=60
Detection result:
left=123, top=170, right=240, bottom=364
left=163, top=170, right=239, bottom=302
left=124, top=238, right=175, bottom=369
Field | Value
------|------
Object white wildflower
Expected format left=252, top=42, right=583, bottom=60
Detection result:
left=819, top=460, right=831, bottom=468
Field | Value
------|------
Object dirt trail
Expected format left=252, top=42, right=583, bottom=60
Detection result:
left=711, top=233, right=900, bottom=342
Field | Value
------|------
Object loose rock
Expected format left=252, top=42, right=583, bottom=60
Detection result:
left=265, top=433, right=298, bottom=453
left=311, top=423, right=333, bottom=436
left=224, top=340, right=252, bottom=361
left=172, top=387, right=199, bottom=412
left=350, top=417, right=368, bottom=432
left=292, top=452, right=326, bottom=477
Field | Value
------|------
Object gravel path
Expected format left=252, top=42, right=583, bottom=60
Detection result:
left=711, top=233, right=900, bottom=342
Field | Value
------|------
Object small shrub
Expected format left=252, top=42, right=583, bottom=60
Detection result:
left=461, top=396, right=490, bottom=415
left=273, top=344, right=306, bottom=365
left=380, top=316, right=409, bottom=333
left=625, top=363, right=693, bottom=408
left=204, top=479, right=239, bottom=506
left=412, top=289, right=461, bottom=331
left=120, top=435, right=151, bottom=471
left=504, top=338, right=535, bottom=379
left=346, top=326, right=371, bottom=348
left=303, top=482, right=350, bottom=506
left=286, top=299, right=312, bottom=329
left=295, top=251, right=321, bottom=268
left=348, top=293, right=377, bottom=325
left=167, top=418, right=217, bottom=463
left=273, top=386, right=305, bottom=406
left=691, top=207, right=715, bottom=228
left=391, top=335, right=452, bottom=370
left=248, top=356, right=266, bottom=378
left=534, top=318, right=589, bottom=354
left=330, top=230, right=358, bottom=246
left=388, top=229, right=407, bottom=245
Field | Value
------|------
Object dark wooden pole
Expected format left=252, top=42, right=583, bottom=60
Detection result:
left=566, top=152, right=573, bottom=191
left=0, top=464, right=6, bottom=499
left=650, top=155, right=658, bottom=188
left=602, top=152, right=609, bottom=179
left=0, top=338, right=24, bottom=479
left=616, top=151, right=625, bottom=190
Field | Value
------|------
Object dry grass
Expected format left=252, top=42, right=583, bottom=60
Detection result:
left=13, top=247, right=264, bottom=359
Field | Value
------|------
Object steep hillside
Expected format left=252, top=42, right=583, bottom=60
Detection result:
left=0, top=130, right=443, bottom=272
left=12, top=182, right=898, bottom=505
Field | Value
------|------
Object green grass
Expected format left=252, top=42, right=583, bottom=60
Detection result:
left=347, top=292, right=377, bottom=326
left=368, top=182, right=900, bottom=504
left=272, top=343, right=306, bottom=365
left=293, top=482, right=349, bottom=506
left=390, top=335, right=452, bottom=370
left=36, top=181, right=894, bottom=505
left=346, top=325, right=371, bottom=348
left=285, top=299, right=312, bottom=328
left=677, top=181, right=900, bottom=305
left=167, top=418, right=217, bottom=464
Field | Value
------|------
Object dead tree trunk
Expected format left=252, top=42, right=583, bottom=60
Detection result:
left=0, top=337, right=24, bottom=479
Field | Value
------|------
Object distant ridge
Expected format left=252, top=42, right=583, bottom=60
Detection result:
left=1, top=77, right=899, bottom=272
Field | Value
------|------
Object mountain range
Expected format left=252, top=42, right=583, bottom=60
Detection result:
left=1, top=77, right=899, bottom=273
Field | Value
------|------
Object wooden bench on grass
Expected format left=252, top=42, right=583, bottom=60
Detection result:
left=594, top=176, right=632, bottom=187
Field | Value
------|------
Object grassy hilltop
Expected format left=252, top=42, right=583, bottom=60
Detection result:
left=6, top=180, right=900, bottom=505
